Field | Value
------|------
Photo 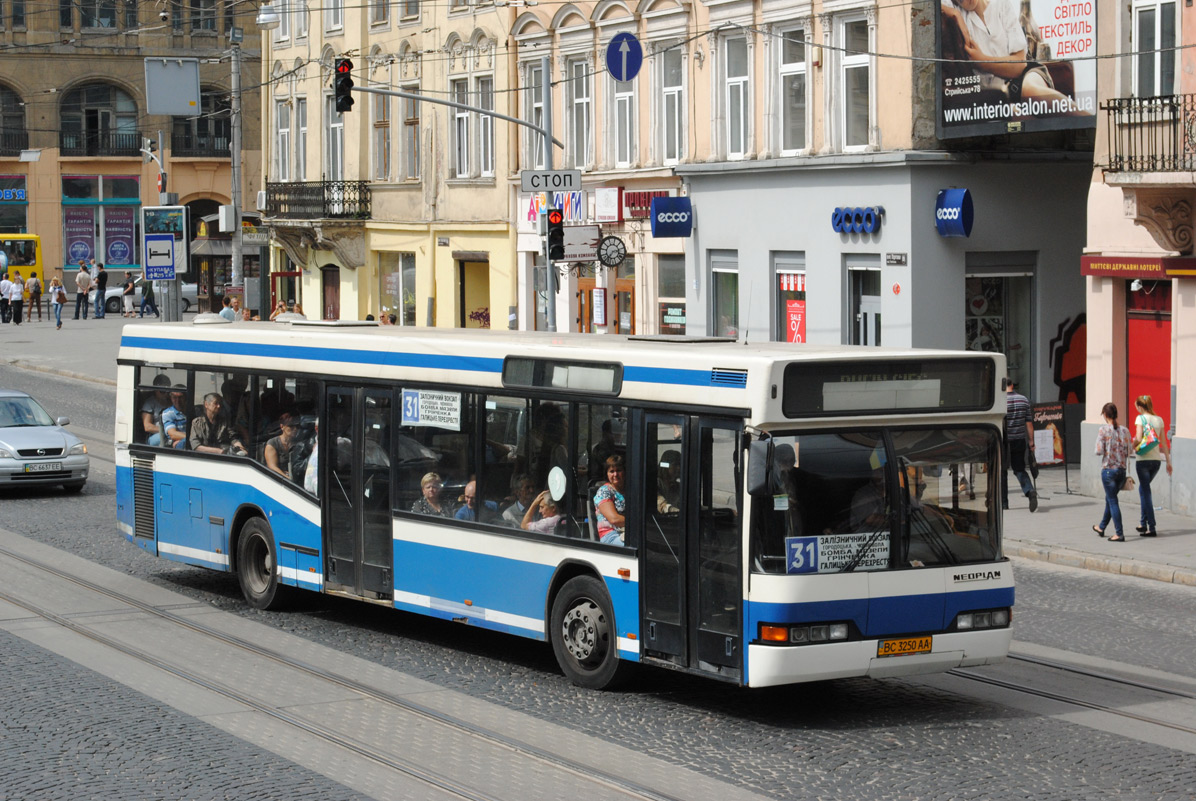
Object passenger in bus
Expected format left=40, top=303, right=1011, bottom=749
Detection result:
left=771, top=443, right=805, bottom=538
left=502, top=474, right=537, bottom=527
left=142, top=374, right=173, bottom=445
left=455, top=480, right=499, bottom=522
left=656, top=449, right=682, bottom=513
left=411, top=472, right=454, bottom=517
left=521, top=491, right=562, bottom=534
left=529, top=404, right=569, bottom=489
left=588, top=420, right=619, bottom=479
left=159, top=386, right=189, bottom=449
left=190, top=393, right=249, bottom=455
left=303, top=421, right=320, bottom=495
left=264, top=413, right=301, bottom=478
left=594, top=455, right=627, bottom=545
left=847, top=467, right=890, bottom=532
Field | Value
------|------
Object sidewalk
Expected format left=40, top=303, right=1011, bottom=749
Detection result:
left=4, top=317, right=1195, bottom=586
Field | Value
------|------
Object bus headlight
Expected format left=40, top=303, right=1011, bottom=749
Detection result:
left=956, top=608, right=1011, bottom=631
left=759, top=622, right=851, bottom=644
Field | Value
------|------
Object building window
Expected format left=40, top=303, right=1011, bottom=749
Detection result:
left=657, top=253, right=685, bottom=335
left=14, top=0, right=27, bottom=27
left=379, top=252, right=417, bottom=325
left=778, top=28, right=807, bottom=153
left=373, top=91, right=391, bottom=181
left=401, top=0, right=419, bottom=18
left=191, top=0, right=216, bottom=31
left=567, top=59, right=591, bottom=168
left=524, top=63, right=545, bottom=169
left=60, top=0, right=72, bottom=28
left=660, top=45, right=684, bottom=164
left=477, top=76, right=494, bottom=176
left=0, top=87, right=26, bottom=153
left=0, top=177, right=29, bottom=233
left=840, top=18, right=871, bottom=150
left=275, top=101, right=291, bottom=181
left=371, top=0, right=388, bottom=24
left=325, top=0, right=342, bottom=31
left=325, top=95, right=344, bottom=180
left=294, top=0, right=308, bottom=37
left=172, top=90, right=231, bottom=156
left=612, top=78, right=635, bottom=167
left=847, top=258, right=881, bottom=346
left=275, top=0, right=290, bottom=41
left=403, top=86, right=420, bottom=180
left=59, top=83, right=139, bottom=156
left=710, top=251, right=738, bottom=337
left=294, top=97, right=307, bottom=180
left=724, top=36, right=749, bottom=159
left=1134, top=0, right=1176, bottom=96
left=452, top=78, right=470, bottom=177
left=82, top=0, right=117, bottom=28
left=61, top=175, right=140, bottom=271
left=774, top=253, right=806, bottom=343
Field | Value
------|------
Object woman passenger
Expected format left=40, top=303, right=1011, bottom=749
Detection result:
left=594, top=455, right=627, bottom=545
left=412, top=472, right=454, bottom=517
left=265, top=413, right=300, bottom=479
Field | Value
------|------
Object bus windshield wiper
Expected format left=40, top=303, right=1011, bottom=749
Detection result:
left=842, top=523, right=888, bottom=573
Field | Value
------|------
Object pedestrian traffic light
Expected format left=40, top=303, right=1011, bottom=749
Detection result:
left=334, top=58, right=355, bottom=113
left=546, top=208, right=565, bottom=261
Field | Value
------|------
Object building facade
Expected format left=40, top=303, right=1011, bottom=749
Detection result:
left=0, top=1, right=262, bottom=295
left=1084, top=0, right=1194, bottom=515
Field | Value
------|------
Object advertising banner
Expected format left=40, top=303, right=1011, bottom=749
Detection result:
left=105, top=206, right=136, bottom=265
left=937, top=0, right=1096, bottom=138
left=786, top=299, right=806, bottom=343
left=1032, top=402, right=1065, bottom=465
left=64, top=207, right=95, bottom=264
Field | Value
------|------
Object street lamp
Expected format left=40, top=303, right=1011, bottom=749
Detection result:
left=255, top=3, right=281, bottom=30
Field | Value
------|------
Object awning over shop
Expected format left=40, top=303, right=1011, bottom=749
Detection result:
left=191, top=238, right=232, bottom=257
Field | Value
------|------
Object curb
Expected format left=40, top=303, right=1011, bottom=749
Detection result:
left=5, top=359, right=117, bottom=387
left=1007, top=541, right=1196, bottom=587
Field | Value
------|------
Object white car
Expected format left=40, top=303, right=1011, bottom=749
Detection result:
left=93, top=276, right=197, bottom=314
left=0, top=389, right=89, bottom=492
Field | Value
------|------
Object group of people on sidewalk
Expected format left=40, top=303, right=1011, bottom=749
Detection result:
left=0, top=270, right=46, bottom=326
left=70, top=260, right=159, bottom=324
left=1004, top=380, right=1173, bottom=542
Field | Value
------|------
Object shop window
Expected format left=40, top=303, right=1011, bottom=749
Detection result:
left=711, top=250, right=738, bottom=337
left=774, top=251, right=806, bottom=343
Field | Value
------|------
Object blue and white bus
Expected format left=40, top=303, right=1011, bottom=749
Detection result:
left=115, top=321, right=1013, bottom=689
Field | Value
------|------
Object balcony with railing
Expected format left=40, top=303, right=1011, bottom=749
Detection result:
left=0, top=130, right=29, bottom=156
left=171, top=132, right=231, bottom=158
left=59, top=130, right=143, bottom=158
left=264, top=181, right=372, bottom=220
left=1103, top=94, right=1196, bottom=173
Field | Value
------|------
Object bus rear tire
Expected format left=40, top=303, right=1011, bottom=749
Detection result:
left=550, top=576, right=629, bottom=690
left=237, top=517, right=287, bottom=610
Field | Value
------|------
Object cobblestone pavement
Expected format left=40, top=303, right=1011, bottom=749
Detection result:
left=3, top=366, right=1196, bottom=800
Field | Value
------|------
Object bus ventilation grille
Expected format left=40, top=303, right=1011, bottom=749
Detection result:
left=710, top=368, right=748, bottom=387
left=132, top=456, right=156, bottom=540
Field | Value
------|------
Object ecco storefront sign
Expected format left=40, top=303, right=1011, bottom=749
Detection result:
left=831, top=206, right=884, bottom=234
left=935, top=188, right=974, bottom=237
left=650, top=196, right=693, bottom=238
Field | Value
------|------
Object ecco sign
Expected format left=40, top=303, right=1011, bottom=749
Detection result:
left=831, top=206, right=884, bottom=234
left=935, top=188, right=973, bottom=237
left=650, top=196, right=693, bottom=238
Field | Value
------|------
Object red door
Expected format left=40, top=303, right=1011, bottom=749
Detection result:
left=1126, top=281, right=1171, bottom=429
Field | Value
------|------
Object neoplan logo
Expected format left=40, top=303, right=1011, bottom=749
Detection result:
left=952, top=570, right=1002, bottom=582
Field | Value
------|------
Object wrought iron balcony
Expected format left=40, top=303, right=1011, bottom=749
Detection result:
left=171, top=133, right=231, bottom=158
left=0, top=130, right=29, bottom=156
left=1103, top=94, right=1196, bottom=173
left=59, top=130, right=143, bottom=158
left=264, top=180, right=372, bottom=220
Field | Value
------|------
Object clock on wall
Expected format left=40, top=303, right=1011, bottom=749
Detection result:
left=598, top=236, right=627, bottom=268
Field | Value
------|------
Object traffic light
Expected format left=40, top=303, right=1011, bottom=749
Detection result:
left=334, top=58, right=355, bottom=113
left=546, top=208, right=565, bottom=261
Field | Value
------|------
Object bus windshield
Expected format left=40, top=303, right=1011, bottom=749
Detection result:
left=751, top=426, right=1001, bottom=574
left=0, top=237, right=38, bottom=268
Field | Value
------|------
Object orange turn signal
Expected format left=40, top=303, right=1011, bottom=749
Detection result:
left=617, top=567, right=631, bottom=579
left=464, top=599, right=473, bottom=606
left=761, top=625, right=789, bottom=642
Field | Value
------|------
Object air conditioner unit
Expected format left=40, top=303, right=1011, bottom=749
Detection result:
left=256, top=190, right=268, bottom=211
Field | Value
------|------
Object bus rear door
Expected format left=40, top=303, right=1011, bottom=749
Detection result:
left=640, top=414, right=742, bottom=680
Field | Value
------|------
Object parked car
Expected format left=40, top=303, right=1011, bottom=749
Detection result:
left=93, top=275, right=197, bottom=313
left=0, top=389, right=89, bottom=492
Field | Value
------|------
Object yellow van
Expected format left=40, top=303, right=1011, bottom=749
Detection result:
left=0, top=234, right=43, bottom=280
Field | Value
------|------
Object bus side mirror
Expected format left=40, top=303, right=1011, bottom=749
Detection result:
left=746, top=439, right=773, bottom=497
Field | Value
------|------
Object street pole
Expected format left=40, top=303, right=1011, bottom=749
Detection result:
left=230, top=41, right=243, bottom=290
left=542, top=56, right=556, bottom=333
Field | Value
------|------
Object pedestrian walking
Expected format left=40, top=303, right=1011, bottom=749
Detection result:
left=48, top=276, right=66, bottom=329
left=1002, top=378, right=1037, bottom=512
left=139, top=276, right=159, bottom=318
left=24, top=272, right=42, bottom=322
left=1093, top=401, right=1132, bottom=542
left=74, top=262, right=91, bottom=319
left=1131, top=395, right=1172, bottom=537
left=0, top=271, right=11, bottom=323
left=7, top=269, right=23, bottom=325
left=93, top=263, right=108, bottom=318
left=121, top=271, right=136, bottom=317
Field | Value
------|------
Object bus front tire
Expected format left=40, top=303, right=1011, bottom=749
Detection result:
left=237, top=517, right=287, bottom=610
left=550, top=575, right=629, bottom=690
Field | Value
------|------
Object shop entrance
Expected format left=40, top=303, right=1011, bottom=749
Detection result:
left=322, top=265, right=340, bottom=320
left=965, top=274, right=1033, bottom=394
left=577, top=275, right=635, bottom=334
left=1126, top=279, right=1172, bottom=429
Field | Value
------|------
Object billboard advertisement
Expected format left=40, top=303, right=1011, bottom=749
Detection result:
left=937, top=0, right=1096, bottom=139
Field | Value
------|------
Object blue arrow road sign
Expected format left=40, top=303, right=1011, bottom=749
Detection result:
left=606, top=33, right=643, bottom=83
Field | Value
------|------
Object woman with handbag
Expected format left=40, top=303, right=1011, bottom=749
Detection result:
left=1093, top=402, right=1132, bottom=542
left=48, top=276, right=66, bottom=330
left=1132, top=395, right=1171, bottom=537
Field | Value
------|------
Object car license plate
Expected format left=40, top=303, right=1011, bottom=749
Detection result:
left=24, top=462, right=63, bottom=473
left=877, top=636, right=933, bottom=658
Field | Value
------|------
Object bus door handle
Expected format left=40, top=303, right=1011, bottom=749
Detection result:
left=648, top=621, right=656, bottom=642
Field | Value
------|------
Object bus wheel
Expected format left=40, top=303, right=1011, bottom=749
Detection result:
left=550, top=576, right=628, bottom=690
left=237, top=518, right=287, bottom=610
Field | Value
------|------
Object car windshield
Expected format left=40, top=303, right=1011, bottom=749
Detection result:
left=0, top=396, right=56, bottom=428
left=751, top=426, right=1001, bottom=574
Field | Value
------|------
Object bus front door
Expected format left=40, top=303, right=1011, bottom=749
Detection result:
left=324, top=387, right=394, bottom=600
left=641, top=415, right=742, bottom=679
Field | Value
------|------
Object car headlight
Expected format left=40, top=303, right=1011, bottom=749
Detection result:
left=70, top=443, right=88, bottom=455
left=0, top=448, right=12, bottom=458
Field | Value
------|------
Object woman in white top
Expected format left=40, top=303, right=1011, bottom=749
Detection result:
left=48, top=276, right=66, bottom=329
left=1131, top=395, right=1171, bottom=537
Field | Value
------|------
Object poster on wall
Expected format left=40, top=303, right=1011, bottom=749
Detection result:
left=63, top=207, right=95, bottom=264
left=105, top=207, right=136, bottom=266
left=786, top=299, right=806, bottom=343
left=1032, top=402, right=1065, bottom=465
left=936, top=0, right=1096, bottom=139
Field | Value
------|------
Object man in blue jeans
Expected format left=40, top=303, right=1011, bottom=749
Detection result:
left=1002, top=378, right=1037, bottom=512
left=93, top=262, right=108, bottom=318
